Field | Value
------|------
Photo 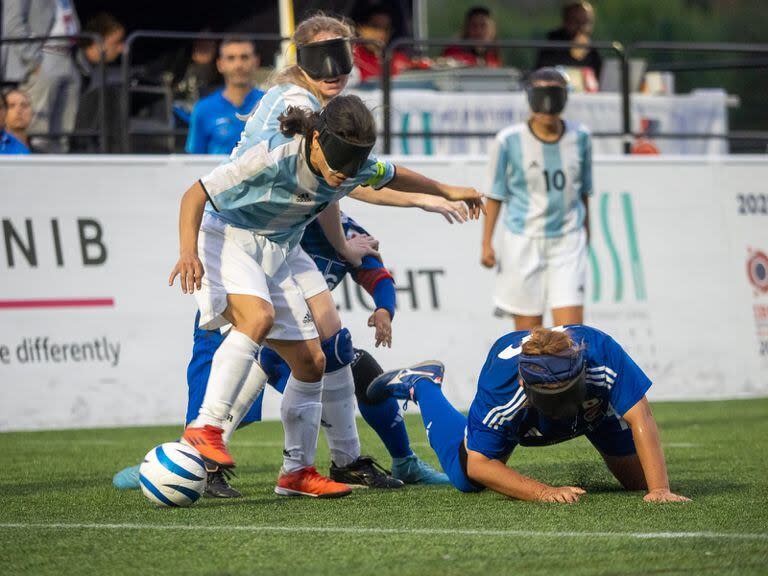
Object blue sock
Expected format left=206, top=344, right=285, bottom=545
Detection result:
left=413, top=379, right=479, bottom=492
left=358, top=398, right=413, bottom=459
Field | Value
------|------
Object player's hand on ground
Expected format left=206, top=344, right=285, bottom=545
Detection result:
left=643, top=488, right=691, bottom=503
left=368, top=308, right=392, bottom=348
left=481, top=244, right=496, bottom=268
left=419, top=196, right=469, bottom=224
left=443, top=186, right=485, bottom=220
left=169, top=252, right=204, bottom=294
left=342, top=234, right=381, bottom=267
left=536, top=485, right=586, bottom=503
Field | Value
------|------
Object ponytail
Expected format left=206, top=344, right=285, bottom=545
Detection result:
left=278, top=106, right=320, bottom=138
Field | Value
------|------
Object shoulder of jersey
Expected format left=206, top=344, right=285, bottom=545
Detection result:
left=194, top=89, right=223, bottom=111
left=274, top=83, right=322, bottom=111
left=564, top=119, right=591, bottom=136
left=495, top=122, right=527, bottom=143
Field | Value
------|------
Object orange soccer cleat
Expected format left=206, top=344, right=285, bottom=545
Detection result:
left=274, top=466, right=352, bottom=498
left=182, top=425, right=235, bottom=468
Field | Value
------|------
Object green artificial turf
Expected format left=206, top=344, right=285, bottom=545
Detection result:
left=1, top=399, right=767, bottom=576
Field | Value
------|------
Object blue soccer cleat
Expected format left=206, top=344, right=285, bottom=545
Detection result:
left=112, top=464, right=141, bottom=490
left=366, top=360, right=445, bottom=404
left=392, top=454, right=450, bottom=485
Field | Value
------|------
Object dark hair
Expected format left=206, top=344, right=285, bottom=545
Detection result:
left=563, top=1, right=592, bottom=20
left=0, top=91, right=6, bottom=109
left=218, top=37, right=257, bottom=57
left=465, top=6, right=491, bottom=21
left=83, top=12, right=124, bottom=45
left=278, top=95, right=376, bottom=144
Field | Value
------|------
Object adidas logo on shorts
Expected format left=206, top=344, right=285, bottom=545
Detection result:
left=303, top=311, right=313, bottom=325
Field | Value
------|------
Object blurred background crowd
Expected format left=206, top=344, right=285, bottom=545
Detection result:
left=1, top=0, right=766, bottom=155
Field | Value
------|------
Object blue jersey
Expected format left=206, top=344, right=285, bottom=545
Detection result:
left=185, top=88, right=264, bottom=155
left=200, top=134, right=395, bottom=249
left=0, top=130, right=29, bottom=154
left=486, top=121, right=592, bottom=237
left=466, top=325, right=651, bottom=461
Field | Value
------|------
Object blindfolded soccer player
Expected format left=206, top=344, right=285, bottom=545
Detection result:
left=169, top=94, right=483, bottom=498
left=367, top=325, right=690, bottom=503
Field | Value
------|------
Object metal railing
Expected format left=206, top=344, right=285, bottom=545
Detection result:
left=2, top=31, right=767, bottom=154
left=0, top=33, right=108, bottom=152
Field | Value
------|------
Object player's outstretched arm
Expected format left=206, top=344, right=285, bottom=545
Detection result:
left=481, top=198, right=502, bottom=268
left=168, top=181, right=208, bottom=294
left=349, top=187, right=469, bottom=224
left=386, top=166, right=485, bottom=220
left=316, top=201, right=380, bottom=267
left=466, top=448, right=585, bottom=503
left=622, top=396, right=691, bottom=503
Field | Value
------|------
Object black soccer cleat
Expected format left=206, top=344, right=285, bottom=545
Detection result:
left=204, top=465, right=242, bottom=498
left=330, top=455, right=405, bottom=489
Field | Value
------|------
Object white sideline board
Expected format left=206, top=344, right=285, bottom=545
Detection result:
left=0, top=155, right=766, bottom=431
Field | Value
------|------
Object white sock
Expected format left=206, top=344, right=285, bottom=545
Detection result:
left=196, top=330, right=260, bottom=429
left=321, top=365, right=361, bottom=467
left=281, top=374, right=323, bottom=473
left=222, top=360, right=268, bottom=444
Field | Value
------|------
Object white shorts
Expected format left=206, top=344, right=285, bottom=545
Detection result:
left=495, top=228, right=587, bottom=317
left=194, top=213, right=328, bottom=340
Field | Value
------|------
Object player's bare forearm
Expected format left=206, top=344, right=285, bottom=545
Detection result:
left=623, top=397, right=678, bottom=496
left=583, top=193, right=591, bottom=245
left=179, top=181, right=208, bottom=255
left=388, top=166, right=484, bottom=218
left=349, top=186, right=420, bottom=207
left=169, top=181, right=208, bottom=293
left=482, top=198, right=502, bottom=247
left=466, top=449, right=566, bottom=502
left=316, top=202, right=348, bottom=254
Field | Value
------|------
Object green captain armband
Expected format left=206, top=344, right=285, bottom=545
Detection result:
left=364, top=161, right=389, bottom=188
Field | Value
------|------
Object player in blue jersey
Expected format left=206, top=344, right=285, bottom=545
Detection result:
left=185, top=39, right=264, bottom=155
left=170, top=93, right=483, bottom=498
left=368, top=325, right=690, bottom=503
left=482, top=68, right=592, bottom=331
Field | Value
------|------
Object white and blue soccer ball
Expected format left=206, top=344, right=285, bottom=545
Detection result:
left=139, top=442, right=207, bottom=507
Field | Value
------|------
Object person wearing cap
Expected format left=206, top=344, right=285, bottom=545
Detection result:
left=367, top=325, right=690, bottom=503
left=482, top=67, right=592, bottom=331
left=169, top=91, right=484, bottom=499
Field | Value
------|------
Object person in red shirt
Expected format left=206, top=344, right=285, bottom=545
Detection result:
left=442, top=6, right=501, bottom=68
left=352, top=4, right=411, bottom=83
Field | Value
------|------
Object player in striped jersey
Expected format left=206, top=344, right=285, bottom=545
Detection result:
left=482, top=67, right=592, bottom=331
left=368, top=325, right=690, bottom=503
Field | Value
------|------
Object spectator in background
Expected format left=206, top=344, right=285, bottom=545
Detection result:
left=176, top=36, right=219, bottom=108
left=75, top=12, right=125, bottom=92
left=185, top=39, right=264, bottom=155
left=0, top=91, right=30, bottom=154
left=71, top=13, right=125, bottom=153
left=352, top=3, right=411, bottom=83
left=442, top=6, right=501, bottom=68
left=4, top=88, right=34, bottom=152
left=2, top=0, right=81, bottom=151
left=535, top=1, right=602, bottom=86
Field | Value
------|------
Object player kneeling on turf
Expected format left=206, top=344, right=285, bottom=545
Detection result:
left=367, top=325, right=690, bottom=503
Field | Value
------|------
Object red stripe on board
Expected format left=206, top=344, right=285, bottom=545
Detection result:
left=0, top=298, right=115, bottom=309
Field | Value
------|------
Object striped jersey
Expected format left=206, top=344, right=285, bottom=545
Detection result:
left=465, top=325, right=651, bottom=461
left=486, top=121, right=593, bottom=238
left=200, top=135, right=395, bottom=249
left=232, top=83, right=321, bottom=156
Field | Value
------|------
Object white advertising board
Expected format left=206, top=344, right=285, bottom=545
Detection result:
left=1, top=155, right=766, bottom=431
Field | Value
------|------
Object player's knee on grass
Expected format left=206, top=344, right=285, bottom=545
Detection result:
left=321, top=328, right=354, bottom=373
left=351, top=348, right=383, bottom=405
